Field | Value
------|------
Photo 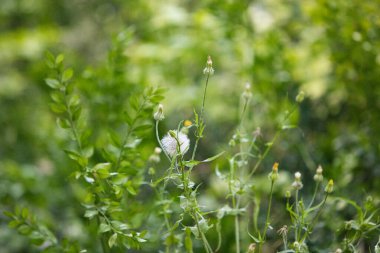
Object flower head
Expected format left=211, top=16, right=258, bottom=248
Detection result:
left=292, top=171, right=303, bottom=190
left=161, top=130, right=190, bottom=157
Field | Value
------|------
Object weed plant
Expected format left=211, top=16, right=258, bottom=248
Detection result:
left=3, top=50, right=379, bottom=253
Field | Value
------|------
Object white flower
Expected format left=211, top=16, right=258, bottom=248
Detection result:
left=161, top=130, right=190, bottom=157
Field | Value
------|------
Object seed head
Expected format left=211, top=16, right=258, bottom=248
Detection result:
left=161, top=130, right=190, bottom=157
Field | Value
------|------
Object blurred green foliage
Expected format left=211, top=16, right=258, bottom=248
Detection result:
left=0, top=0, right=379, bottom=252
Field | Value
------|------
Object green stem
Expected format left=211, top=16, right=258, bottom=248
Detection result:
left=233, top=195, right=241, bottom=253
left=300, top=193, right=329, bottom=242
left=295, top=189, right=299, bottom=241
left=262, top=180, right=275, bottom=241
left=155, top=120, right=171, bottom=162
left=191, top=72, right=211, bottom=160
left=307, top=181, right=320, bottom=209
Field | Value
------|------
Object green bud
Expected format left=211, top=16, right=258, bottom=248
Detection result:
left=325, top=179, right=334, bottom=193
left=296, top=91, right=305, bottom=103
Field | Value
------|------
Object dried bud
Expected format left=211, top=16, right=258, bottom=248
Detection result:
left=154, top=104, right=165, bottom=121
left=325, top=179, right=334, bottom=193
left=247, top=243, right=256, bottom=253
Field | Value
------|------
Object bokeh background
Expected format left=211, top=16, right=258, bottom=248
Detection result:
left=1, top=0, right=379, bottom=252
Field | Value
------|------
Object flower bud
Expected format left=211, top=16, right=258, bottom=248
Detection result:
left=313, top=165, right=323, bottom=182
left=154, top=104, right=165, bottom=121
left=285, top=190, right=291, bottom=198
left=296, top=91, right=305, bottom=103
left=154, top=147, right=162, bottom=154
left=268, top=162, right=279, bottom=181
left=325, top=179, right=334, bottom=193
left=203, top=55, right=215, bottom=75
left=335, top=249, right=342, bottom=253
left=242, top=82, right=252, bottom=100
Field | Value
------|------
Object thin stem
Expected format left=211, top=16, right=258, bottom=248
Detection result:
left=114, top=95, right=149, bottom=171
left=295, top=189, right=299, bottom=241
left=262, top=180, right=275, bottom=241
left=307, top=181, right=320, bottom=209
left=300, top=193, right=329, bottom=242
left=155, top=120, right=171, bottom=163
left=247, top=132, right=280, bottom=178
left=191, top=71, right=211, bottom=160
left=247, top=104, right=298, bottom=179
left=232, top=195, right=241, bottom=253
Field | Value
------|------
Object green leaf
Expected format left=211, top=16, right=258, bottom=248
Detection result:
left=57, top=118, right=71, bottom=129
left=45, top=78, right=61, bottom=89
left=84, top=209, right=98, bottom=219
left=203, top=151, right=225, bottom=162
left=21, top=208, right=28, bottom=219
left=108, top=233, right=118, bottom=248
left=62, top=68, right=74, bottom=82
left=64, top=149, right=82, bottom=161
left=3, top=211, right=14, bottom=218
left=18, top=224, right=31, bottom=235
left=126, top=185, right=137, bottom=195
left=50, top=103, right=66, bottom=113
left=69, top=94, right=80, bottom=107
left=99, top=223, right=111, bottom=233
left=55, top=54, right=64, bottom=65
left=185, top=151, right=225, bottom=168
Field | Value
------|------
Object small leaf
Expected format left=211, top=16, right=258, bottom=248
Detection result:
left=84, top=176, right=95, bottom=184
left=45, top=78, right=61, bottom=89
left=57, top=118, right=70, bottom=129
left=3, top=211, right=14, bottom=218
left=21, top=208, right=28, bottom=219
left=203, top=151, right=225, bottom=163
left=69, top=94, right=80, bottom=107
left=84, top=209, right=98, bottom=219
left=108, top=233, right=118, bottom=248
left=99, top=223, right=111, bottom=233
left=62, top=68, right=74, bottom=82
left=50, top=103, right=66, bottom=113
left=55, top=54, right=64, bottom=65
left=126, top=185, right=137, bottom=195
left=64, top=149, right=81, bottom=161
left=18, top=224, right=31, bottom=235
